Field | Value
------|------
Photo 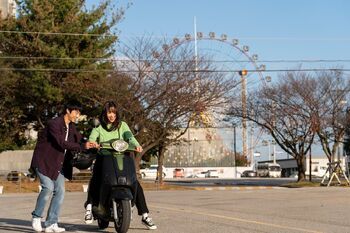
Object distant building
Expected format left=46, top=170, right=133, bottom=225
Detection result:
left=163, top=127, right=234, bottom=167
left=258, top=157, right=349, bottom=178
left=0, top=0, right=16, bottom=19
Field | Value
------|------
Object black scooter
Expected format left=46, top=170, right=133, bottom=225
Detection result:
left=93, top=139, right=137, bottom=233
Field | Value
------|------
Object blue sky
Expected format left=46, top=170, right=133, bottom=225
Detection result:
left=87, top=0, right=350, bottom=60
left=87, top=0, right=349, bottom=160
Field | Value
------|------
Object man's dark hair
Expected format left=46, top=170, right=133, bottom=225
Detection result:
left=64, top=100, right=82, bottom=112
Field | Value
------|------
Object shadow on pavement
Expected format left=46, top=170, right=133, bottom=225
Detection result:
left=0, top=219, right=32, bottom=233
left=0, top=218, right=148, bottom=232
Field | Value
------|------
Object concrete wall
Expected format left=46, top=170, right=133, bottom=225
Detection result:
left=0, top=150, right=252, bottom=179
left=0, top=150, right=33, bottom=174
left=164, top=166, right=251, bottom=178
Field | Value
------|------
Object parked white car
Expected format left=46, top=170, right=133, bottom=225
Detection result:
left=205, top=169, right=219, bottom=178
left=140, top=165, right=166, bottom=179
left=190, top=171, right=206, bottom=178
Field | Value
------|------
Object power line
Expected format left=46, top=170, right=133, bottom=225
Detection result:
left=0, top=67, right=349, bottom=73
left=0, top=30, right=117, bottom=38
left=1, top=30, right=350, bottom=42
left=0, top=56, right=350, bottom=64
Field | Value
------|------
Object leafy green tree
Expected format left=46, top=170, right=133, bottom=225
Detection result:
left=0, top=0, right=125, bottom=150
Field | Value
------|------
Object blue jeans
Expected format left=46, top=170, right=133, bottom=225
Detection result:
left=32, top=169, right=65, bottom=227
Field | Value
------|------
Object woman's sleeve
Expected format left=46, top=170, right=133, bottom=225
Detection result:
left=88, top=127, right=100, bottom=143
left=122, top=122, right=140, bottom=148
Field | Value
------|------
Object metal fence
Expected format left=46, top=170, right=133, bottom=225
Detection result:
left=0, top=170, right=92, bottom=194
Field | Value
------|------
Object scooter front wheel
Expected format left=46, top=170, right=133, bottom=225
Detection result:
left=97, top=218, right=109, bottom=229
left=113, top=199, right=131, bottom=233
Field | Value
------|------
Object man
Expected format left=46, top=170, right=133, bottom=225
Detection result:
left=30, top=101, right=93, bottom=232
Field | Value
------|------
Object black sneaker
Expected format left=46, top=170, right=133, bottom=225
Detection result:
left=142, top=217, right=157, bottom=230
left=92, top=205, right=109, bottom=220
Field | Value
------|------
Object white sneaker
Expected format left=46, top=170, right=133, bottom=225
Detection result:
left=84, top=209, right=93, bottom=224
left=45, top=223, right=65, bottom=232
left=32, top=217, right=43, bottom=232
left=131, top=205, right=135, bottom=220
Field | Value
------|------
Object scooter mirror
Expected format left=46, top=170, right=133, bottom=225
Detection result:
left=93, top=118, right=100, bottom=127
left=134, top=124, right=140, bottom=133
left=111, top=139, right=128, bottom=152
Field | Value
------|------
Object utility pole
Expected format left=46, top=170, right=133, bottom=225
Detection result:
left=309, top=144, right=312, bottom=182
left=273, top=141, right=276, bottom=164
left=239, top=70, right=248, bottom=164
left=250, top=126, right=254, bottom=167
left=233, top=123, right=237, bottom=178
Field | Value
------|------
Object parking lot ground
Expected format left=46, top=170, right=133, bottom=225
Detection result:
left=1, top=187, right=350, bottom=233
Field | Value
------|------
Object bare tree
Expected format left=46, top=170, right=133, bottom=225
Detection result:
left=308, top=71, right=350, bottom=164
left=117, top=36, right=237, bottom=183
left=230, top=71, right=317, bottom=181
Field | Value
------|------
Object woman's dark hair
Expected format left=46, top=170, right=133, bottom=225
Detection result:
left=100, top=101, right=120, bottom=132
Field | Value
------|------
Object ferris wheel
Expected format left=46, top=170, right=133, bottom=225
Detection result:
left=150, top=32, right=268, bottom=126
left=149, top=32, right=269, bottom=162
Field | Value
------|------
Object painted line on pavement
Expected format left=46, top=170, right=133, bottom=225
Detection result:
left=193, top=186, right=284, bottom=191
left=150, top=204, right=322, bottom=233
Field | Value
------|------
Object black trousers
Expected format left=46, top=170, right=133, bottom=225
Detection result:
left=85, top=155, right=149, bottom=215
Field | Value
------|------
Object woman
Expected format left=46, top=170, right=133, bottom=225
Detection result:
left=84, top=101, right=157, bottom=230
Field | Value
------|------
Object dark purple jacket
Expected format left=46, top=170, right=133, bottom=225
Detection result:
left=30, top=115, right=83, bottom=180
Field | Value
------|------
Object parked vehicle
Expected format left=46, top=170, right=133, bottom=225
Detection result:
left=257, top=163, right=281, bottom=178
left=140, top=165, right=166, bottom=179
left=7, top=171, right=28, bottom=181
left=289, top=172, right=298, bottom=179
left=194, top=171, right=207, bottom=178
left=241, top=170, right=257, bottom=177
left=205, top=169, right=219, bottom=178
left=173, top=168, right=184, bottom=178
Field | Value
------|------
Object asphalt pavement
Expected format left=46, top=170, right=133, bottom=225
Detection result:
left=1, top=186, right=350, bottom=233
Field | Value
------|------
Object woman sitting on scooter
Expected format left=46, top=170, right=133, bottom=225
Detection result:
left=84, top=100, right=157, bottom=230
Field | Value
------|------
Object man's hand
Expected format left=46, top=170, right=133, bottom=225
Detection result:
left=85, top=142, right=100, bottom=149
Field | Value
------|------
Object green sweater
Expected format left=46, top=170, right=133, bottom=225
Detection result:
left=89, top=121, right=140, bottom=153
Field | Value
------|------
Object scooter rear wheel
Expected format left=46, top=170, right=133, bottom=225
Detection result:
left=113, top=199, right=131, bottom=233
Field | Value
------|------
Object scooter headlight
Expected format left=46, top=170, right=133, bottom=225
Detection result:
left=111, top=140, right=128, bottom=152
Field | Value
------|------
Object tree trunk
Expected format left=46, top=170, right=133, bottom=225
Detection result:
left=157, top=144, right=165, bottom=184
left=135, top=153, right=143, bottom=180
left=296, top=156, right=306, bottom=182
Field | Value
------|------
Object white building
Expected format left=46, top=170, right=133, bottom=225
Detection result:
left=258, top=156, right=349, bottom=178
left=0, top=0, right=16, bottom=19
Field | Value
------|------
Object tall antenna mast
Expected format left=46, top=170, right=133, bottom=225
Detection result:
left=194, top=16, right=198, bottom=72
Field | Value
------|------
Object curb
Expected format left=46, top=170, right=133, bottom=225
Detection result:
left=193, top=186, right=283, bottom=191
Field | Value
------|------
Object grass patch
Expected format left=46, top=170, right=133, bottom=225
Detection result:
left=281, top=180, right=350, bottom=188
left=281, top=181, right=321, bottom=188
left=141, top=181, right=195, bottom=191
left=0, top=179, right=192, bottom=194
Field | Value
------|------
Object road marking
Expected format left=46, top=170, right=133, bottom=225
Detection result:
left=150, top=204, right=323, bottom=233
left=194, top=186, right=283, bottom=191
